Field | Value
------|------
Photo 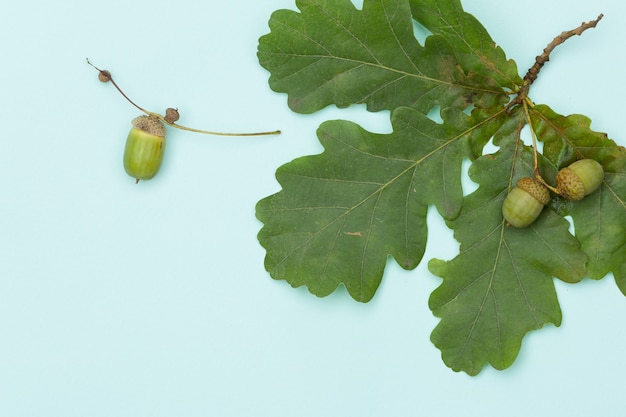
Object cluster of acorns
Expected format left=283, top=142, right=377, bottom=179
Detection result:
left=502, top=159, right=604, bottom=227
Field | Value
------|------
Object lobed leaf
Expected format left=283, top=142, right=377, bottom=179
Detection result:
left=256, top=107, right=506, bottom=302
left=257, top=0, right=624, bottom=374
left=428, top=114, right=587, bottom=375
left=409, top=0, right=522, bottom=91
left=258, top=0, right=510, bottom=114
left=530, top=105, right=626, bottom=280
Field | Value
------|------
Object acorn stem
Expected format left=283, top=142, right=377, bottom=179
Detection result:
left=87, top=59, right=281, bottom=137
left=522, top=99, right=560, bottom=194
left=522, top=99, right=540, bottom=172
left=149, top=111, right=280, bottom=135
left=164, top=119, right=280, bottom=136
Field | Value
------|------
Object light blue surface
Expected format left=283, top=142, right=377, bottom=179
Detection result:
left=1, top=0, right=624, bottom=416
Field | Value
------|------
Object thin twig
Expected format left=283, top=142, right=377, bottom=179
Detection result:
left=508, top=14, right=603, bottom=110
left=523, top=14, right=604, bottom=85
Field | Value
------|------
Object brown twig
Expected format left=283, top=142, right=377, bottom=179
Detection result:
left=508, top=14, right=603, bottom=110
left=510, top=15, right=603, bottom=195
left=523, top=14, right=604, bottom=85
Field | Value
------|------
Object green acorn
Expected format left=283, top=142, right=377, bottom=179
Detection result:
left=124, top=115, right=166, bottom=183
left=502, top=177, right=550, bottom=228
left=87, top=59, right=280, bottom=183
left=556, top=159, right=604, bottom=201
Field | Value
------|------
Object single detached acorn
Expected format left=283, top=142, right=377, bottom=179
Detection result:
left=123, top=115, right=166, bottom=183
left=555, top=159, right=604, bottom=201
left=502, top=177, right=550, bottom=228
left=87, top=59, right=281, bottom=183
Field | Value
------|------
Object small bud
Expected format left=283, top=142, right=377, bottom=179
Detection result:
left=165, top=107, right=180, bottom=124
left=98, top=70, right=112, bottom=83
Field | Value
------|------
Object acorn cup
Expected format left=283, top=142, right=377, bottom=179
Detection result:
left=502, top=177, right=550, bottom=228
left=87, top=59, right=280, bottom=183
left=556, top=159, right=604, bottom=200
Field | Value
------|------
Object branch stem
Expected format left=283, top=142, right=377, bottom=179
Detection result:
left=508, top=14, right=603, bottom=110
left=523, top=14, right=604, bottom=85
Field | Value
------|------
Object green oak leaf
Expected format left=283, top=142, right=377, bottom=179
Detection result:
left=257, top=107, right=506, bottom=302
left=428, top=114, right=587, bottom=375
left=258, top=0, right=512, bottom=114
left=409, top=0, right=522, bottom=91
left=530, top=104, right=626, bottom=279
left=257, top=0, right=625, bottom=374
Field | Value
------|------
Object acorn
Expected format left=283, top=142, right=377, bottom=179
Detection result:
left=502, top=177, right=550, bottom=228
left=123, top=115, right=166, bottom=183
left=556, top=159, right=604, bottom=201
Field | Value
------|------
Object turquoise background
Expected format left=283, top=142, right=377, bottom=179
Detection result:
left=1, top=0, right=624, bottom=415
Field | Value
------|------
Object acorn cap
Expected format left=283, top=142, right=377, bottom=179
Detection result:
left=515, top=177, right=550, bottom=205
left=556, top=168, right=585, bottom=200
left=556, top=159, right=604, bottom=201
left=131, top=115, right=166, bottom=137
